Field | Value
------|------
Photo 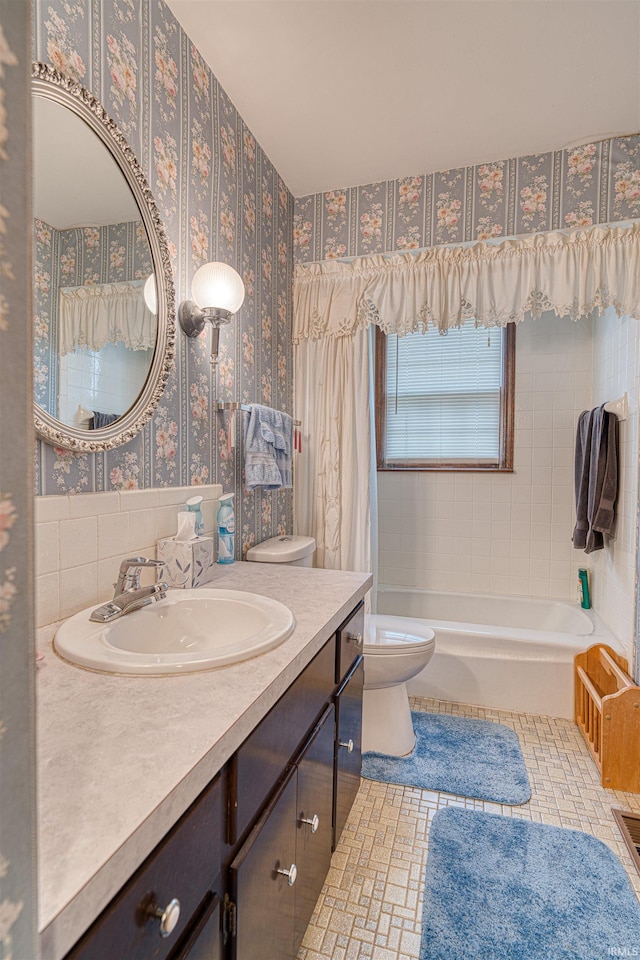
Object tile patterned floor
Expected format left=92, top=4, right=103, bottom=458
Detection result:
left=297, top=697, right=640, bottom=960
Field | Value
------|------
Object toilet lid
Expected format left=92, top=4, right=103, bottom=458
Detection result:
left=364, top=614, right=436, bottom=654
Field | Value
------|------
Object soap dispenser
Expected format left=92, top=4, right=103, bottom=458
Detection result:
left=217, top=493, right=235, bottom=564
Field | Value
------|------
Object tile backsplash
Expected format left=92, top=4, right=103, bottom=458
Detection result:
left=35, top=484, right=222, bottom=627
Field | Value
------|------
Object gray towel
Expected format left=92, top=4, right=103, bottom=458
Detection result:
left=90, top=411, right=119, bottom=429
left=572, top=405, right=619, bottom=553
left=572, top=409, right=594, bottom=550
left=586, top=406, right=618, bottom=553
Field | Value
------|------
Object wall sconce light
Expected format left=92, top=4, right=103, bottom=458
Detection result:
left=178, top=261, right=245, bottom=365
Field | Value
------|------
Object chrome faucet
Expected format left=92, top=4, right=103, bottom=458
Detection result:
left=89, top=557, right=169, bottom=623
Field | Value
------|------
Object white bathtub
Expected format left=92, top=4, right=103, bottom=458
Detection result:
left=376, top=586, right=621, bottom=719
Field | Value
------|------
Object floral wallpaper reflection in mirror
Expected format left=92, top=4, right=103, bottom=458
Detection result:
left=33, top=0, right=294, bottom=559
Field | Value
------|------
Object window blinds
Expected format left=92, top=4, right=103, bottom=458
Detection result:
left=384, top=321, right=503, bottom=463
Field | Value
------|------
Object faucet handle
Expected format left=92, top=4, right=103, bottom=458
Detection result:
left=115, top=557, right=165, bottom=595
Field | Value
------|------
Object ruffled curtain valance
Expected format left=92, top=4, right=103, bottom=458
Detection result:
left=59, top=279, right=156, bottom=355
left=293, top=221, right=640, bottom=342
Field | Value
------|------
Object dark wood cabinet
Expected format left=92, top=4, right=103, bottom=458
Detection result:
left=64, top=601, right=364, bottom=960
left=334, top=657, right=364, bottom=849
left=230, top=637, right=336, bottom=846
left=66, top=774, right=223, bottom=960
left=230, top=704, right=336, bottom=960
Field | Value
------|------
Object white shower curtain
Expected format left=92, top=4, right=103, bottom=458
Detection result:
left=294, top=327, right=373, bottom=575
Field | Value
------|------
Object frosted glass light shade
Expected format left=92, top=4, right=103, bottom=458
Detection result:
left=191, top=261, right=245, bottom=314
left=143, top=273, right=157, bottom=314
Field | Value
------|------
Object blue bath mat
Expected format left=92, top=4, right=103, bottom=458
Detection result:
left=361, top=711, right=531, bottom=804
left=421, top=807, right=640, bottom=959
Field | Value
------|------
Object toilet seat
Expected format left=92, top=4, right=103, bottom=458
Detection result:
left=364, top=614, right=435, bottom=655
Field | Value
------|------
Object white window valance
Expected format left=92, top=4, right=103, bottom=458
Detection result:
left=59, top=279, right=156, bottom=355
left=293, top=221, right=640, bottom=342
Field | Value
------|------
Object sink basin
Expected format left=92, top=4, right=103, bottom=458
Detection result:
left=54, top=589, right=295, bottom=675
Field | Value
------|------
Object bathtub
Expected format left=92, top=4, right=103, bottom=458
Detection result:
left=376, top=585, right=622, bottom=719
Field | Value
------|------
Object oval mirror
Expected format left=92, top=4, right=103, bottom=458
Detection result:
left=32, top=62, right=175, bottom=451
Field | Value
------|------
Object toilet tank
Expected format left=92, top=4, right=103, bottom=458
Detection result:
left=246, top=535, right=316, bottom=567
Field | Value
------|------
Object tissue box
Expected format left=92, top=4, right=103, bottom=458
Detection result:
left=157, top=536, right=215, bottom=588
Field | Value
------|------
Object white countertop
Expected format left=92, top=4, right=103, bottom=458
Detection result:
left=37, top=562, right=372, bottom=960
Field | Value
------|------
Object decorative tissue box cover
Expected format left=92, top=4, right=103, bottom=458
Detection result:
left=157, top=536, right=215, bottom=588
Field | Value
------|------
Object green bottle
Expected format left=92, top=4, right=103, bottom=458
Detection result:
left=578, top=568, right=591, bottom=610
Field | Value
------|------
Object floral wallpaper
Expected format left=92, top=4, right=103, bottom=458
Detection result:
left=294, top=136, right=640, bottom=263
left=33, top=0, right=294, bottom=558
left=0, top=3, right=38, bottom=958
left=34, top=217, right=152, bottom=414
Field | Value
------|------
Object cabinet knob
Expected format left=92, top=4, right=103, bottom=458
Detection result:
left=276, top=862, right=297, bottom=886
left=300, top=814, right=319, bottom=833
left=339, top=738, right=354, bottom=753
left=151, top=898, right=181, bottom=938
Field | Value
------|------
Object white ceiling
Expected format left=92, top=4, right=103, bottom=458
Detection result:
left=167, top=0, right=640, bottom=198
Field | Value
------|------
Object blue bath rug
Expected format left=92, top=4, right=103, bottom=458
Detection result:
left=361, top=712, right=531, bottom=804
left=421, top=807, right=640, bottom=960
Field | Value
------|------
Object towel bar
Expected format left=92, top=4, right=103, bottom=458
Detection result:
left=215, top=401, right=301, bottom=426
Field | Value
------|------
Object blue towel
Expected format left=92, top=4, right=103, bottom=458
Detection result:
left=244, top=404, right=293, bottom=490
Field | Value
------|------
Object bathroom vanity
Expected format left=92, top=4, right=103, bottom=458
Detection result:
left=37, top=563, right=371, bottom=960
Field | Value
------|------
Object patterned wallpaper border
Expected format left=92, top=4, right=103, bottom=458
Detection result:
left=294, top=135, right=640, bottom=264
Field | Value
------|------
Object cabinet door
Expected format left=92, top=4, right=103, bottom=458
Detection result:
left=230, top=770, right=297, bottom=960
left=294, top=704, right=335, bottom=953
left=230, top=636, right=336, bottom=846
left=333, top=657, right=364, bottom=850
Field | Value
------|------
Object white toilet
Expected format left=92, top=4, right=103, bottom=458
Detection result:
left=246, top=534, right=316, bottom=567
left=245, top=537, right=434, bottom=758
left=362, top=615, right=436, bottom=757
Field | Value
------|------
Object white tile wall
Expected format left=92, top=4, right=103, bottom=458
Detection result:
left=35, top=484, right=223, bottom=627
left=377, top=309, right=639, bottom=664
left=589, top=308, right=639, bottom=662
left=378, top=313, right=594, bottom=603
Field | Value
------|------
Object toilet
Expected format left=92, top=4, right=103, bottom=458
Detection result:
left=362, top=615, right=436, bottom=757
left=246, top=534, right=316, bottom=567
left=245, top=536, right=434, bottom=758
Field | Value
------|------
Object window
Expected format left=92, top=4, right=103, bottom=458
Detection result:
left=375, top=321, right=515, bottom=471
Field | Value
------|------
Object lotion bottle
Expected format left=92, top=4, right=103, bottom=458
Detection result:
left=217, top=493, right=235, bottom=564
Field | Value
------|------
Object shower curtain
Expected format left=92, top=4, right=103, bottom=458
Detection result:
left=293, top=326, right=374, bottom=575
